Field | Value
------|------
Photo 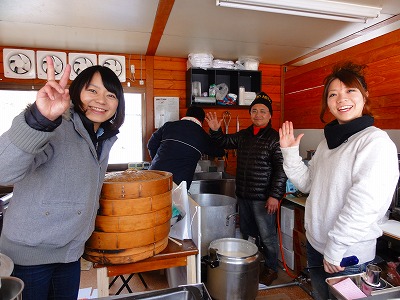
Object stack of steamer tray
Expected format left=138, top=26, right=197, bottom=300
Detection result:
left=83, top=169, right=173, bottom=265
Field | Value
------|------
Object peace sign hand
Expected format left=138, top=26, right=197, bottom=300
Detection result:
left=35, top=56, right=72, bottom=121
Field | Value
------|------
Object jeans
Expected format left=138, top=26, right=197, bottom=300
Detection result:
left=238, top=198, right=278, bottom=272
left=12, top=260, right=81, bottom=300
left=306, top=241, right=372, bottom=300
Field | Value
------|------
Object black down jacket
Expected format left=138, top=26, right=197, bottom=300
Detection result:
left=210, top=124, right=287, bottom=201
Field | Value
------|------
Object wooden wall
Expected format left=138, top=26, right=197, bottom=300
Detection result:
left=0, top=47, right=282, bottom=175
left=151, top=57, right=283, bottom=175
left=284, top=29, right=400, bottom=129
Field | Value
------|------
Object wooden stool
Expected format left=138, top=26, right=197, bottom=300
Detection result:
left=93, top=239, right=198, bottom=297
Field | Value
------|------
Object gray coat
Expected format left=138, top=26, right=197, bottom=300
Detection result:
left=0, top=109, right=117, bottom=265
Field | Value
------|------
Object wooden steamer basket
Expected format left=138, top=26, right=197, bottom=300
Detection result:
left=83, top=170, right=173, bottom=265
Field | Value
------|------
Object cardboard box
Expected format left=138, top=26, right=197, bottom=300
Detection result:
left=280, top=231, right=293, bottom=251
left=293, top=228, right=307, bottom=257
left=294, top=206, right=305, bottom=233
left=280, top=204, right=295, bottom=237
left=278, top=245, right=295, bottom=270
left=294, top=252, right=307, bottom=274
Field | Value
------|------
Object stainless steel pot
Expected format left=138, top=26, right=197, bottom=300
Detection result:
left=205, top=238, right=260, bottom=300
left=0, top=277, right=24, bottom=300
left=190, top=194, right=237, bottom=256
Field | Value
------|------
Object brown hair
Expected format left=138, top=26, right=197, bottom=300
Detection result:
left=320, top=62, right=372, bottom=123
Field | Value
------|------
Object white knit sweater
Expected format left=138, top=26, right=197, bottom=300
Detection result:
left=281, top=126, right=398, bottom=266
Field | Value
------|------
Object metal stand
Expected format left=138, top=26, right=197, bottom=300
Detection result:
left=259, top=271, right=314, bottom=297
left=109, top=273, right=148, bottom=295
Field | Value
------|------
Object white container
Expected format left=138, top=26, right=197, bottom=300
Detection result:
left=238, top=86, right=245, bottom=105
left=187, top=53, right=214, bottom=69
left=280, top=232, right=293, bottom=251
left=244, top=59, right=259, bottom=70
left=192, top=81, right=201, bottom=97
left=278, top=245, right=295, bottom=270
left=281, top=205, right=295, bottom=237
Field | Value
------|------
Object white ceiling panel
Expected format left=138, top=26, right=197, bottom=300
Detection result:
left=0, top=0, right=399, bottom=65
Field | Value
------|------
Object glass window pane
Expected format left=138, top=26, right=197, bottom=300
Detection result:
left=0, top=90, right=143, bottom=164
left=108, top=93, right=143, bottom=164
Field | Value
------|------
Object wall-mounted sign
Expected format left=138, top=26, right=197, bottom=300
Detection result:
left=154, top=97, right=179, bottom=129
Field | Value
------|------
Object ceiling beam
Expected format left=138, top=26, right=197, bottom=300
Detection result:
left=146, top=0, right=175, bottom=56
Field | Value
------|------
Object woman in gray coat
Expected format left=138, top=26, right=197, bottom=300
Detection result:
left=0, top=57, right=125, bottom=300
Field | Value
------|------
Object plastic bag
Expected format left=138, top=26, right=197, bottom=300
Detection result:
left=216, top=93, right=237, bottom=106
left=215, top=83, right=229, bottom=100
left=187, top=53, right=213, bottom=70
left=169, top=181, right=192, bottom=240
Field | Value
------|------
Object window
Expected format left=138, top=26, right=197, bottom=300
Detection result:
left=109, top=92, right=143, bottom=163
left=0, top=90, right=143, bottom=163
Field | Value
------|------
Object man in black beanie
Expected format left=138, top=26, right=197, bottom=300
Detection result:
left=205, top=92, right=287, bottom=286
left=148, top=105, right=225, bottom=189
left=249, top=91, right=273, bottom=117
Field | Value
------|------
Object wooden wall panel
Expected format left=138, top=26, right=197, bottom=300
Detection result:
left=151, top=58, right=282, bottom=175
left=284, top=29, right=400, bottom=130
left=0, top=47, right=282, bottom=176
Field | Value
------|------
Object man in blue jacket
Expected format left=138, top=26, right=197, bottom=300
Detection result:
left=148, top=106, right=225, bottom=189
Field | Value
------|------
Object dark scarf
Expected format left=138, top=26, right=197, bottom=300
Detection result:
left=78, top=112, right=119, bottom=158
left=324, top=115, right=374, bottom=149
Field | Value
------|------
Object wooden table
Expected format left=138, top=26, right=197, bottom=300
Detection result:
left=93, top=239, right=199, bottom=297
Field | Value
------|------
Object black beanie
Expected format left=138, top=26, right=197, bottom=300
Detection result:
left=249, top=92, right=273, bottom=116
left=186, top=105, right=205, bottom=123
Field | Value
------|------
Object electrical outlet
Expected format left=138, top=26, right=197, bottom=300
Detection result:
left=139, top=80, right=144, bottom=85
left=130, top=65, right=135, bottom=74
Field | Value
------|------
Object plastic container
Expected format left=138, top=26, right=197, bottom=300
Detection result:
left=238, top=86, right=245, bottom=105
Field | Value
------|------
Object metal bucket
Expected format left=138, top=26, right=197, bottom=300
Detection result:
left=205, top=238, right=260, bottom=300
left=0, top=277, right=24, bottom=300
left=190, top=194, right=237, bottom=256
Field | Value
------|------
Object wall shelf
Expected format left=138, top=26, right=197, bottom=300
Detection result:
left=186, top=68, right=261, bottom=107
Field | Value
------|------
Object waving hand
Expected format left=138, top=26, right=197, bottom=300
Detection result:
left=205, top=112, right=223, bottom=131
left=35, top=56, right=72, bottom=121
left=279, top=121, right=304, bottom=148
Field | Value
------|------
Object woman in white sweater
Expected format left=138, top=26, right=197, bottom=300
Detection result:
left=279, top=62, right=399, bottom=299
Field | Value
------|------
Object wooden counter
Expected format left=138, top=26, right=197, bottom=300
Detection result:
left=284, top=195, right=400, bottom=242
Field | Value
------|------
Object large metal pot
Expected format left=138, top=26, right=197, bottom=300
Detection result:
left=205, top=238, right=260, bottom=300
left=190, top=194, right=237, bottom=256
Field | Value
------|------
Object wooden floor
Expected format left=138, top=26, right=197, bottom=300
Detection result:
left=79, top=259, right=314, bottom=299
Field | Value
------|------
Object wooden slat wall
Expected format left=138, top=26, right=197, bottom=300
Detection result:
left=284, top=29, right=400, bottom=129
left=0, top=47, right=282, bottom=176
left=152, top=59, right=282, bottom=175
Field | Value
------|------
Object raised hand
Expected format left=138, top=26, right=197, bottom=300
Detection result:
left=35, top=56, right=72, bottom=121
left=279, top=121, right=304, bottom=148
left=204, top=112, right=223, bottom=131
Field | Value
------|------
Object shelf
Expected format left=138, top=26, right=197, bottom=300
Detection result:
left=186, top=68, right=261, bottom=107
